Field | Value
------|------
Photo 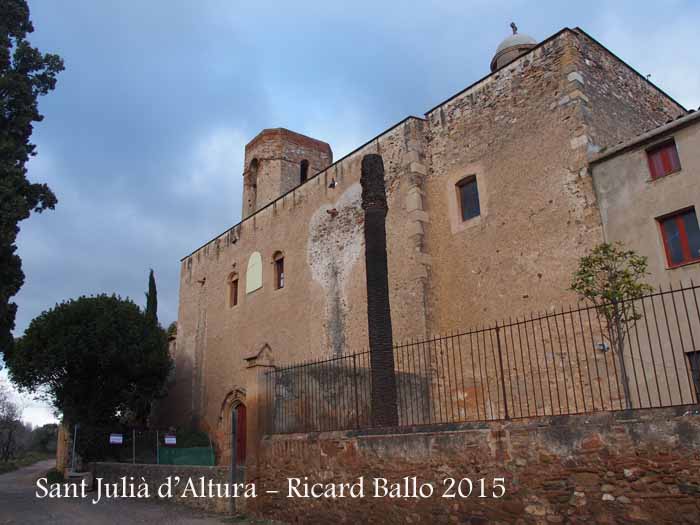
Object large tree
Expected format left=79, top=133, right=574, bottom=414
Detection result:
left=0, top=0, right=64, bottom=355
left=4, top=294, right=171, bottom=427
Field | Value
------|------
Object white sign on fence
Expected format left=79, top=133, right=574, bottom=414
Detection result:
left=109, top=433, right=123, bottom=445
left=164, top=434, right=176, bottom=446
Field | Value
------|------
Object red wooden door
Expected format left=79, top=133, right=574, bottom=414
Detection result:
left=235, top=404, right=246, bottom=464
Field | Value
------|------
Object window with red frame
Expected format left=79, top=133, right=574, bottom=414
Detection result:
left=658, top=208, right=700, bottom=267
left=647, top=139, right=681, bottom=179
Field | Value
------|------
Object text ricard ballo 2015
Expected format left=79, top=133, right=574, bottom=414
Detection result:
left=36, top=475, right=506, bottom=503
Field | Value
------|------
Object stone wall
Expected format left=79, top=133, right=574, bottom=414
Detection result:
left=574, top=29, right=685, bottom=154
left=249, top=405, right=700, bottom=524
left=92, top=462, right=233, bottom=514
left=422, top=28, right=686, bottom=337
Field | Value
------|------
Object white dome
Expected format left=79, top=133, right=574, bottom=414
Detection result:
left=495, top=33, right=537, bottom=54
left=490, top=25, right=538, bottom=72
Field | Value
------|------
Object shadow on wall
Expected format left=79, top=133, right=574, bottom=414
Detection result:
left=265, top=359, right=431, bottom=434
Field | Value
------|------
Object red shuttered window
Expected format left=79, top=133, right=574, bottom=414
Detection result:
left=647, top=139, right=681, bottom=179
left=658, top=208, right=700, bottom=268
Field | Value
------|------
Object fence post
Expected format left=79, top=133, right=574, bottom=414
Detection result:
left=495, top=324, right=510, bottom=420
left=70, top=423, right=79, bottom=472
left=353, top=353, right=360, bottom=429
left=266, top=370, right=276, bottom=435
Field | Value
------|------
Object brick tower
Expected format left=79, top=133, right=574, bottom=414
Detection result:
left=241, top=128, right=333, bottom=218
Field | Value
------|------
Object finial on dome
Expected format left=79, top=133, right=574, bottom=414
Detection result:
left=510, top=22, right=518, bottom=35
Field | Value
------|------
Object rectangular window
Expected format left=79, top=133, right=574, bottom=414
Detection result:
left=689, top=351, right=700, bottom=401
left=658, top=208, right=700, bottom=267
left=647, top=139, right=681, bottom=179
left=275, top=258, right=285, bottom=289
left=229, top=279, right=239, bottom=307
left=457, top=176, right=480, bottom=221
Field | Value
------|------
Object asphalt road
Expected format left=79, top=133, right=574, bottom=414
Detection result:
left=0, top=459, right=272, bottom=524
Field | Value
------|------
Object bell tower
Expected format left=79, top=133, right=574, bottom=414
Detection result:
left=242, top=128, right=333, bottom=218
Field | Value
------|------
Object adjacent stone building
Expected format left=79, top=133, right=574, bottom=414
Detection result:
left=158, top=25, right=689, bottom=471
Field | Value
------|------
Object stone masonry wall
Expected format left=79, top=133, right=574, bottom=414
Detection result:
left=422, top=28, right=686, bottom=337
left=423, top=30, right=603, bottom=337
left=573, top=29, right=686, bottom=153
left=250, top=405, right=700, bottom=524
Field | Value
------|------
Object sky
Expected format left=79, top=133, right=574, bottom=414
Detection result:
left=4, top=0, right=700, bottom=427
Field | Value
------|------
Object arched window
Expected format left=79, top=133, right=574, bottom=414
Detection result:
left=245, top=252, right=262, bottom=294
left=300, top=159, right=309, bottom=184
left=227, top=272, right=239, bottom=307
left=273, top=251, right=285, bottom=289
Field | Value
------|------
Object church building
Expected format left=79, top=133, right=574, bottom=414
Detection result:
left=158, top=25, right=694, bottom=472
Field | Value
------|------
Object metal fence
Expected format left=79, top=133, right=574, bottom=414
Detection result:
left=68, top=425, right=215, bottom=468
left=262, top=283, right=700, bottom=434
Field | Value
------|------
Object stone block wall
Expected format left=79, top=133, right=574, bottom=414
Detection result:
left=573, top=29, right=685, bottom=153
left=249, top=405, right=700, bottom=524
left=422, top=28, right=686, bottom=337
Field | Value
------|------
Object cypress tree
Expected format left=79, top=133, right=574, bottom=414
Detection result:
left=0, top=0, right=64, bottom=354
left=145, top=269, right=158, bottom=325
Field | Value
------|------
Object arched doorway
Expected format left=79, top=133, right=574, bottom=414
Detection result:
left=231, top=403, right=246, bottom=482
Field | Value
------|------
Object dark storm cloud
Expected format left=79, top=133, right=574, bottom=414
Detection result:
left=7, top=1, right=699, bottom=424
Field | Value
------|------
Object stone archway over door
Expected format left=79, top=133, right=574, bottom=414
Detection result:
left=231, top=403, right=247, bottom=482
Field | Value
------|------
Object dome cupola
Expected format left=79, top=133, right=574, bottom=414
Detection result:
left=490, top=22, right=537, bottom=72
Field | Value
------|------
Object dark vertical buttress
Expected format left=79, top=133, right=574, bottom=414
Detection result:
left=361, top=154, right=399, bottom=427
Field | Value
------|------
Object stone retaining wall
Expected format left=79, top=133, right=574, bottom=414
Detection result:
left=248, top=405, right=700, bottom=524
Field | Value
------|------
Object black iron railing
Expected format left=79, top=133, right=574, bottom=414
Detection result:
left=261, top=283, right=700, bottom=434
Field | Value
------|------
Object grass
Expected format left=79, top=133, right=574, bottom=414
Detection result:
left=0, top=451, right=55, bottom=475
